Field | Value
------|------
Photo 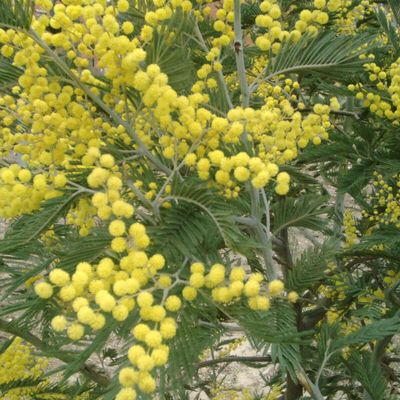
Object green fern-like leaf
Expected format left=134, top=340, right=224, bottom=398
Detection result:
left=287, top=239, right=338, bottom=293
left=163, top=309, right=224, bottom=396
left=334, top=313, right=400, bottom=348
left=0, top=57, right=22, bottom=90
left=0, top=0, right=33, bottom=29
left=345, top=352, right=387, bottom=400
left=0, top=190, right=83, bottom=255
left=265, top=31, right=376, bottom=80
left=0, top=378, right=44, bottom=396
left=271, top=194, right=331, bottom=235
left=165, top=179, right=255, bottom=255
left=375, top=6, right=400, bottom=53
left=388, top=0, right=400, bottom=26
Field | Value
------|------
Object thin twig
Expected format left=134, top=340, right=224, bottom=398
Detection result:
left=198, top=355, right=272, bottom=369
left=233, top=0, right=249, bottom=108
left=193, top=22, right=233, bottom=109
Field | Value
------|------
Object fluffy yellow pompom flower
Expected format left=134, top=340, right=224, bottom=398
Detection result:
left=160, top=319, right=177, bottom=339
left=87, top=167, right=109, bottom=188
left=190, top=272, right=205, bottom=288
left=132, top=323, right=150, bottom=340
left=97, top=257, right=115, bottom=278
left=165, top=295, right=182, bottom=311
left=182, top=286, right=197, bottom=301
left=118, top=368, right=138, bottom=387
left=234, top=166, right=250, bottom=182
left=112, top=304, right=129, bottom=321
left=229, top=266, right=245, bottom=281
left=53, top=173, right=67, bottom=188
left=112, top=200, right=134, bottom=218
left=116, top=388, right=137, bottom=400
left=18, top=169, right=32, bottom=182
left=152, top=346, right=169, bottom=366
left=207, top=263, right=225, bottom=287
left=244, top=279, right=260, bottom=297
left=268, top=279, right=284, bottom=296
left=314, top=0, right=326, bottom=8
left=77, top=306, right=96, bottom=325
left=117, top=0, right=130, bottom=12
left=72, top=297, right=89, bottom=312
left=137, top=292, right=154, bottom=308
left=138, top=373, right=156, bottom=393
left=129, top=222, right=146, bottom=237
left=91, top=314, right=106, bottom=330
left=255, top=36, right=271, bottom=51
left=122, top=21, right=134, bottom=34
left=59, top=284, right=77, bottom=302
left=148, top=305, right=166, bottom=321
left=111, top=237, right=127, bottom=252
left=49, top=268, right=70, bottom=287
left=190, top=262, right=205, bottom=274
left=256, top=296, right=270, bottom=310
left=148, top=254, right=165, bottom=270
left=128, top=345, right=146, bottom=364
left=288, top=291, right=299, bottom=303
left=145, top=330, right=162, bottom=347
left=67, top=323, right=84, bottom=340
left=51, top=315, right=67, bottom=331
left=109, top=219, right=126, bottom=236
left=276, top=172, right=290, bottom=184
left=158, top=275, right=172, bottom=288
left=275, top=183, right=289, bottom=195
left=137, top=354, right=154, bottom=372
left=34, top=282, right=53, bottom=298
left=95, top=290, right=116, bottom=312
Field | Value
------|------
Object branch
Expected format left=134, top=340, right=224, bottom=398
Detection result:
left=233, top=0, right=249, bottom=108
left=198, top=355, right=272, bottom=369
left=0, top=319, right=110, bottom=387
left=193, top=21, right=233, bottom=109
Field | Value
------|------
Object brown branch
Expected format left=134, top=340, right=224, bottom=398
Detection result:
left=197, top=355, right=273, bottom=369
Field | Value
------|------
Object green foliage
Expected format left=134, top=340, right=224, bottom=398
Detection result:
left=287, top=240, right=337, bottom=293
left=0, top=0, right=33, bottom=29
left=375, top=6, right=400, bottom=54
left=345, top=352, right=387, bottom=400
left=146, top=11, right=196, bottom=92
left=0, top=57, right=22, bottom=89
left=271, top=194, right=331, bottom=234
left=162, top=311, right=224, bottom=397
left=0, top=191, right=82, bottom=255
left=333, top=314, right=400, bottom=349
left=266, top=31, right=376, bottom=80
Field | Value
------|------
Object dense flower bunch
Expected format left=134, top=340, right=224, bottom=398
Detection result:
left=332, top=0, right=378, bottom=33
left=343, top=209, right=358, bottom=247
left=35, top=245, right=290, bottom=397
left=0, top=0, right=342, bottom=217
left=351, top=56, right=400, bottom=124
left=362, top=172, right=400, bottom=227
left=0, top=337, right=48, bottom=400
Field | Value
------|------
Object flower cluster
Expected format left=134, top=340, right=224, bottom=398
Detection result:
left=351, top=57, right=400, bottom=124
left=35, top=243, right=293, bottom=399
left=343, top=209, right=358, bottom=247
left=363, top=172, right=400, bottom=228
left=0, top=337, right=48, bottom=400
